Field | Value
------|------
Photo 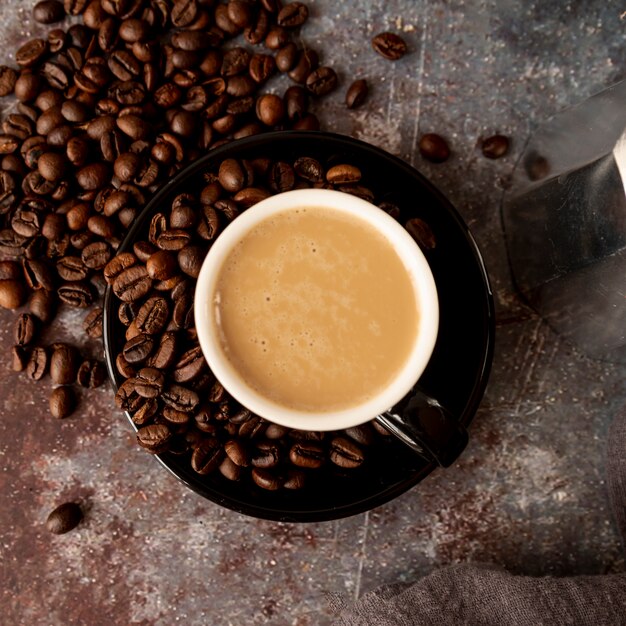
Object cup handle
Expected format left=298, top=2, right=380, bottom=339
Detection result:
left=375, top=388, right=468, bottom=468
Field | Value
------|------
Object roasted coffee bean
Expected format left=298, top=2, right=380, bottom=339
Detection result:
left=130, top=397, right=157, bottom=425
left=251, top=467, right=282, bottom=490
left=277, top=2, right=308, bottom=27
left=265, top=423, right=289, bottom=439
left=76, top=359, right=106, bottom=388
left=118, top=300, right=140, bottom=326
left=306, top=66, right=338, bottom=96
left=77, top=163, right=111, bottom=190
left=58, top=281, right=93, bottom=307
left=294, top=156, right=323, bottom=182
left=112, top=265, right=151, bottom=302
left=346, top=79, right=368, bottom=109
left=238, top=414, right=266, bottom=439
left=115, top=377, right=142, bottom=411
left=345, top=424, right=376, bottom=446
left=289, top=441, right=324, bottom=469
left=256, top=93, right=284, bottom=126
left=81, top=242, right=111, bottom=271
left=26, top=346, right=48, bottom=380
left=251, top=440, right=280, bottom=468
left=0, top=66, right=17, bottom=96
left=14, top=72, right=39, bottom=101
left=249, top=53, right=275, bottom=83
left=83, top=307, right=103, bottom=339
left=135, top=296, right=169, bottom=334
left=221, top=47, right=250, bottom=77
left=284, top=469, right=306, bottom=490
left=481, top=134, right=510, bottom=159
left=56, top=256, right=88, bottom=282
left=372, top=32, right=408, bottom=60
left=116, top=352, right=135, bottom=379
left=11, top=345, right=30, bottom=372
left=288, top=48, right=318, bottom=84
left=276, top=42, right=298, bottom=73
left=172, top=346, right=206, bottom=382
left=378, top=200, right=401, bottom=220
left=28, top=289, right=55, bottom=323
left=50, top=343, right=79, bottom=384
left=23, top=259, right=54, bottom=291
left=109, top=50, right=141, bottom=81
left=405, top=218, right=436, bottom=250
left=137, top=423, right=172, bottom=453
left=219, top=456, right=242, bottom=481
left=419, top=133, right=450, bottom=163
left=326, top=164, right=361, bottom=184
left=16, top=39, right=48, bottom=67
left=50, top=386, right=75, bottom=419
left=149, top=331, right=177, bottom=369
left=46, top=502, right=83, bottom=534
left=218, top=158, right=245, bottom=193
left=104, top=252, right=136, bottom=284
left=156, top=229, right=191, bottom=251
left=162, top=384, right=199, bottom=412
left=329, top=436, right=364, bottom=468
left=144, top=250, right=175, bottom=281
left=191, top=438, right=223, bottom=474
left=123, top=333, right=154, bottom=364
left=134, top=367, right=165, bottom=398
left=267, top=161, right=294, bottom=193
left=15, top=313, right=36, bottom=346
left=177, top=245, right=205, bottom=278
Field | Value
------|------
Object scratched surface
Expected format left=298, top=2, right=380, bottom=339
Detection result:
left=1, top=1, right=626, bottom=625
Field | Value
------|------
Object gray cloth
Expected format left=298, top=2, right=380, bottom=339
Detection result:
left=331, top=406, right=626, bottom=626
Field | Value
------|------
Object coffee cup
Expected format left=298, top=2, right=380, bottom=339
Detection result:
left=194, top=189, right=467, bottom=467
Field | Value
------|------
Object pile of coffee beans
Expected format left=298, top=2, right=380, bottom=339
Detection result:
left=108, top=153, right=427, bottom=490
left=0, top=0, right=344, bottom=421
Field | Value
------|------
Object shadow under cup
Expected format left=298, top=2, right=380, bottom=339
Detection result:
left=193, top=188, right=441, bottom=434
left=103, top=131, right=494, bottom=522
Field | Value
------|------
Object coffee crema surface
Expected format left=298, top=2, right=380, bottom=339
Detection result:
left=212, top=207, right=419, bottom=412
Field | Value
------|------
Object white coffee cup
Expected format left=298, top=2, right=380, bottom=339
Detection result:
left=194, top=188, right=440, bottom=434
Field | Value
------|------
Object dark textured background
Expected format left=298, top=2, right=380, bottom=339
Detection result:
left=1, top=1, right=625, bottom=624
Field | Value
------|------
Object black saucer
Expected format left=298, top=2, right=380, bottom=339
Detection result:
left=103, top=131, right=495, bottom=522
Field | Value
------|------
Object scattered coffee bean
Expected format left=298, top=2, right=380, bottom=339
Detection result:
left=46, top=502, right=83, bottom=534
left=372, top=32, right=408, bottom=60
left=14, top=313, right=36, bottom=346
left=50, top=386, right=75, bottom=418
left=33, top=1, right=65, bottom=24
left=419, top=133, right=451, bottom=163
left=50, top=343, right=79, bottom=384
left=345, top=79, right=368, bottom=109
left=83, top=308, right=103, bottom=338
left=481, top=134, right=510, bottom=159
left=137, top=423, right=172, bottom=454
left=26, top=346, right=48, bottom=380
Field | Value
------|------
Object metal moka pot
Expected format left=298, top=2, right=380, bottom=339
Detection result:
left=502, top=80, right=626, bottom=363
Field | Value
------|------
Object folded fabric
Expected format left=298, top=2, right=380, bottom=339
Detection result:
left=332, top=406, right=626, bottom=626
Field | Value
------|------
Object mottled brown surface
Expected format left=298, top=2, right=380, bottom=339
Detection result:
left=1, top=1, right=626, bottom=625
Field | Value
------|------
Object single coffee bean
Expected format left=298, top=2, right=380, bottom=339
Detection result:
left=345, top=79, right=368, bottom=109
left=289, top=441, right=324, bottom=468
left=137, top=423, right=172, bottom=453
left=191, top=438, right=223, bottom=474
left=265, top=423, right=288, bottom=439
left=26, top=346, right=48, bottom=380
left=46, top=502, right=83, bottom=534
left=419, top=133, right=450, bottom=163
left=251, top=440, right=281, bottom=468
left=50, top=386, right=75, bottom=419
left=177, top=245, right=205, bottom=278
left=249, top=53, right=275, bottom=83
left=50, top=343, right=80, bottom=384
left=277, top=2, right=308, bottom=27
left=372, top=32, right=408, bottom=60
left=161, top=384, right=199, bottom=412
left=14, top=313, right=36, bottom=346
left=148, top=331, right=177, bottom=370
left=284, top=85, right=307, bottom=120
left=218, top=158, right=245, bottom=193
left=0, top=66, right=18, bottom=97
left=481, top=134, right=510, bottom=159
left=123, top=333, right=154, bottom=364
left=292, top=112, right=320, bottom=131
left=83, top=307, right=103, bottom=338
left=14, top=72, right=39, bottom=101
left=16, top=39, right=48, bottom=67
left=405, top=218, right=436, bottom=250
left=12, top=345, right=30, bottom=372
left=219, top=456, right=242, bottom=481
left=276, top=42, right=298, bottom=73
left=284, top=469, right=306, bottom=489
left=56, top=256, right=88, bottom=281
left=251, top=467, right=282, bottom=490
left=82, top=242, right=111, bottom=271
left=134, top=367, right=165, bottom=398
left=256, top=93, right=284, bottom=126
left=64, top=0, right=87, bottom=16
left=294, top=156, right=323, bottom=182
left=112, top=265, right=152, bottom=302
left=0, top=279, right=25, bottom=310
left=29, top=289, right=55, bottom=323
left=345, top=424, right=376, bottom=446
left=104, top=252, right=136, bottom=284
left=77, top=163, right=110, bottom=190
left=306, top=66, right=338, bottom=96
left=58, top=281, right=93, bottom=308
left=329, top=436, right=364, bottom=468
left=172, top=346, right=206, bottom=383
left=135, top=296, right=169, bottom=335
left=326, top=164, right=362, bottom=184
left=76, top=359, right=106, bottom=388
left=288, top=49, right=318, bottom=84
left=130, top=398, right=157, bottom=425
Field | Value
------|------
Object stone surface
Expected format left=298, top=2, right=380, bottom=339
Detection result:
left=1, top=1, right=625, bottom=625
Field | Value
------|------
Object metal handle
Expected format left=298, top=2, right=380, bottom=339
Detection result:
left=375, top=388, right=468, bottom=467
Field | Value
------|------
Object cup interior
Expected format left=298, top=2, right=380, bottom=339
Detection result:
left=194, top=188, right=439, bottom=431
